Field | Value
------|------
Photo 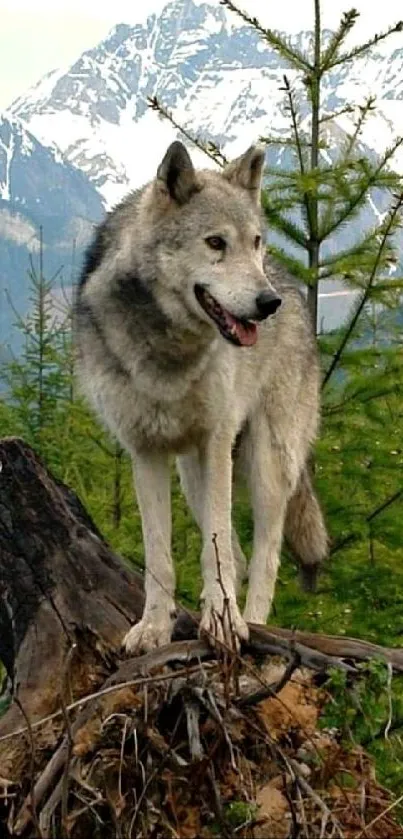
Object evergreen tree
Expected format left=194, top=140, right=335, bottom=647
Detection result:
left=0, top=229, right=71, bottom=465
left=220, top=2, right=403, bottom=331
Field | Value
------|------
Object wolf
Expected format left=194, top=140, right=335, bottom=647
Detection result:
left=74, top=140, right=328, bottom=654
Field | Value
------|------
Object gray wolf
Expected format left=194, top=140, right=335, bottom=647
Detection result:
left=74, top=140, right=328, bottom=653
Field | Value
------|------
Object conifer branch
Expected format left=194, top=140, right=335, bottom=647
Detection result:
left=263, top=168, right=307, bottom=184
left=262, top=199, right=309, bottom=249
left=319, top=138, right=403, bottom=240
left=367, top=488, right=403, bottom=522
left=369, top=278, right=403, bottom=295
left=319, top=227, right=392, bottom=270
left=259, top=135, right=320, bottom=148
left=264, top=165, right=339, bottom=183
left=320, top=9, right=360, bottom=71
left=322, top=191, right=403, bottom=389
left=219, top=0, right=313, bottom=71
left=280, top=76, right=314, bottom=239
left=324, top=385, right=399, bottom=415
left=4, top=289, right=29, bottom=334
left=327, top=21, right=403, bottom=71
left=280, top=76, right=306, bottom=176
left=319, top=105, right=355, bottom=124
left=147, top=96, right=227, bottom=166
left=266, top=245, right=315, bottom=282
left=344, top=97, right=377, bottom=160
left=331, top=488, right=403, bottom=554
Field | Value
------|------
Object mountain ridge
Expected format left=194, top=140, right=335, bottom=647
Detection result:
left=0, top=113, right=104, bottom=350
left=1, top=0, right=403, bottom=343
left=9, top=0, right=403, bottom=208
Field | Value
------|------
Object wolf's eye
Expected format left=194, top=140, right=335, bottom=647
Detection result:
left=254, top=235, right=262, bottom=249
left=205, top=236, right=226, bottom=251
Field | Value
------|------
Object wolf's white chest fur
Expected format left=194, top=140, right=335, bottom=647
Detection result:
left=89, top=341, right=260, bottom=454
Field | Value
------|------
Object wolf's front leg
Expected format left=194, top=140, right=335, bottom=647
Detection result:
left=199, top=434, right=249, bottom=650
left=123, top=449, right=176, bottom=654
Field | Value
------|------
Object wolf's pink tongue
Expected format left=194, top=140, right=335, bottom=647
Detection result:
left=225, top=312, right=257, bottom=347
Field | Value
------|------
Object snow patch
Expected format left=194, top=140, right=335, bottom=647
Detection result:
left=0, top=208, right=40, bottom=251
left=8, top=0, right=403, bottom=206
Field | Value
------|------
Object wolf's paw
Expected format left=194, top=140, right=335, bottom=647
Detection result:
left=123, top=613, right=174, bottom=654
left=199, top=589, right=249, bottom=651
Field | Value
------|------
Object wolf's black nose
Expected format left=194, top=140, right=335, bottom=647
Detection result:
left=255, top=290, right=282, bottom=319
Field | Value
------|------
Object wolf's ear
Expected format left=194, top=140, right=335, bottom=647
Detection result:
left=222, top=145, right=265, bottom=206
left=156, top=141, right=200, bottom=205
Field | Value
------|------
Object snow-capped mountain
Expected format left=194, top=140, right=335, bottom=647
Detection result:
left=9, top=0, right=403, bottom=209
left=0, top=115, right=104, bottom=349
left=1, top=0, right=403, bottom=344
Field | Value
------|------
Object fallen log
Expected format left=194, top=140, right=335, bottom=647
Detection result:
left=1, top=437, right=403, bottom=838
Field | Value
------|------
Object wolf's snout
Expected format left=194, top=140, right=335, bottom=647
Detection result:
left=255, top=289, right=282, bottom=320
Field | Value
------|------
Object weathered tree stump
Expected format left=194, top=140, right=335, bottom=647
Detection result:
left=0, top=437, right=146, bottom=739
left=1, top=437, right=403, bottom=788
left=1, top=437, right=403, bottom=837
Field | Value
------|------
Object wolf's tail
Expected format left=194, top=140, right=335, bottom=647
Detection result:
left=284, top=466, right=328, bottom=592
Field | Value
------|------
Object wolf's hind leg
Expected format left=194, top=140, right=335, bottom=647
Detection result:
left=241, top=417, right=298, bottom=625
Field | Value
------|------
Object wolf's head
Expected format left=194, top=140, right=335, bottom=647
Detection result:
left=142, top=141, right=281, bottom=347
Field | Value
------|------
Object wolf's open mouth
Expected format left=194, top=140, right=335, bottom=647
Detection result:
left=194, top=284, right=257, bottom=347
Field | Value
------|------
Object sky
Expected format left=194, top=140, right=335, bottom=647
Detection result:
left=0, top=0, right=403, bottom=111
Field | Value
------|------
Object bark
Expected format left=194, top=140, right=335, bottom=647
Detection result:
left=0, top=437, right=144, bottom=741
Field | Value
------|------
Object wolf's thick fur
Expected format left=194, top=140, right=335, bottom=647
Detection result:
left=74, top=141, right=328, bottom=652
